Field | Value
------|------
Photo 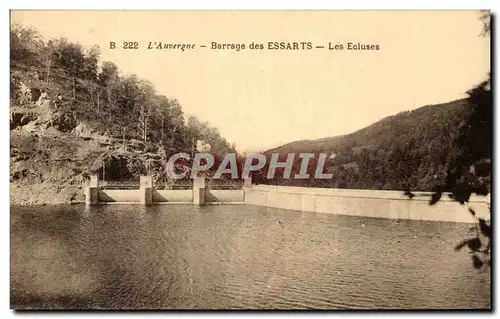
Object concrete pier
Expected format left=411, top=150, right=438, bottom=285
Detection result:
left=244, top=177, right=252, bottom=189
left=85, top=175, right=98, bottom=205
left=140, top=176, right=153, bottom=205
left=193, top=177, right=206, bottom=205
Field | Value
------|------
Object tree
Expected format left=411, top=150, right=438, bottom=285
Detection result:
left=406, top=11, right=491, bottom=269
left=166, top=99, right=188, bottom=151
left=83, top=45, right=100, bottom=81
left=479, top=10, right=491, bottom=36
left=51, top=38, right=85, bottom=78
left=10, top=23, right=44, bottom=67
left=137, top=103, right=151, bottom=142
left=43, top=40, right=56, bottom=84
left=99, top=61, right=119, bottom=87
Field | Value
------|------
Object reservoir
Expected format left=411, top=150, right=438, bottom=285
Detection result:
left=10, top=205, right=490, bottom=310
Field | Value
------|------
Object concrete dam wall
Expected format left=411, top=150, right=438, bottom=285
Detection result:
left=99, top=190, right=141, bottom=203
left=244, top=185, right=490, bottom=223
left=98, top=189, right=244, bottom=204
left=88, top=176, right=245, bottom=204
left=206, top=190, right=245, bottom=203
left=153, top=190, right=193, bottom=203
left=86, top=176, right=490, bottom=223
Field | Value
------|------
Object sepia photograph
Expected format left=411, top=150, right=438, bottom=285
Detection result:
left=9, top=10, right=491, bottom=310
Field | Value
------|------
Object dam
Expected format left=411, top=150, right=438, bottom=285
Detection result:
left=85, top=176, right=248, bottom=205
left=84, top=176, right=490, bottom=223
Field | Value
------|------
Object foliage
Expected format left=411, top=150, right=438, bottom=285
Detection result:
left=406, top=76, right=492, bottom=270
left=407, top=12, right=491, bottom=269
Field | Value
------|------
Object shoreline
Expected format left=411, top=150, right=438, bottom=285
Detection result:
left=10, top=183, right=84, bottom=206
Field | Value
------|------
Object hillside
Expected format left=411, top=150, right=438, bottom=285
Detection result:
left=9, top=23, right=235, bottom=205
left=267, top=99, right=469, bottom=155
left=262, top=99, right=488, bottom=191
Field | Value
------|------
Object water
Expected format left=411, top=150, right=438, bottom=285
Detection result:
left=10, top=204, right=490, bottom=310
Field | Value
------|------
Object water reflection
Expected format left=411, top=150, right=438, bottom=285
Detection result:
left=11, top=204, right=490, bottom=309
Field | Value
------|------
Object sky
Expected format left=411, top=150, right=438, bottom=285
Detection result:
left=11, top=11, right=490, bottom=152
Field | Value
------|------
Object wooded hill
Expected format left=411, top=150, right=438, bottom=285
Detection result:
left=262, top=98, right=490, bottom=192
left=10, top=23, right=234, bottom=156
left=10, top=23, right=238, bottom=204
